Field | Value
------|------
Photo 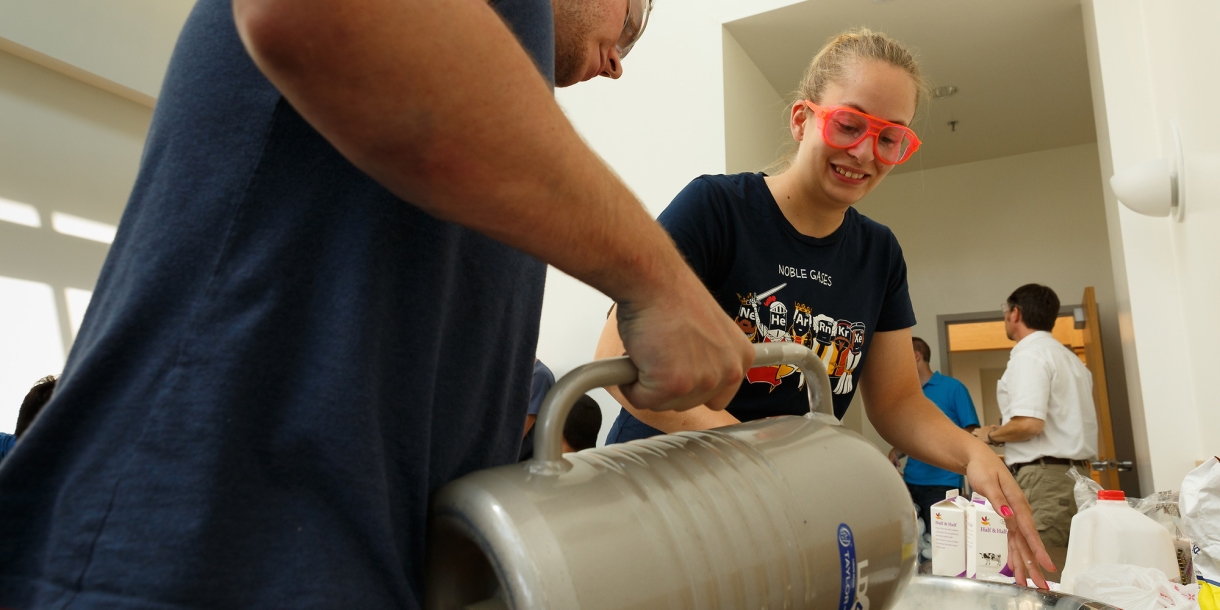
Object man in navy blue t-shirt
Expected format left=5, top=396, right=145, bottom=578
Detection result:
left=889, top=337, right=980, bottom=531
left=0, top=1, right=755, bottom=608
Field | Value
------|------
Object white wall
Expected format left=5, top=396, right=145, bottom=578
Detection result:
left=1083, top=0, right=1220, bottom=493
left=544, top=0, right=734, bottom=441
left=0, top=49, right=151, bottom=431
left=842, top=144, right=1133, bottom=471
left=0, top=0, right=193, bottom=105
left=722, top=30, right=789, bottom=175
left=0, top=1, right=178, bottom=434
left=859, top=143, right=1120, bottom=375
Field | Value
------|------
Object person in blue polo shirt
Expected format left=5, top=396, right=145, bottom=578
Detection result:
left=889, top=337, right=980, bottom=534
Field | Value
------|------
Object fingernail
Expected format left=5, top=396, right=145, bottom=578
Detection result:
left=1000, top=505, right=1014, bottom=517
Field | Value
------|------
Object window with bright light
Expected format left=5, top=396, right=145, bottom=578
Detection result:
left=0, top=276, right=67, bottom=434
left=0, top=197, right=41, bottom=228
left=51, top=212, right=117, bottom=244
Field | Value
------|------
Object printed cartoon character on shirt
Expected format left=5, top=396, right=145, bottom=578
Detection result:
left=830, top=320, right=852, bottom=374
left=762, top=297, right=792, bottom=343
left=812, top=314, right=836, bottom=367
left=738, top=284, right=800, bottom=391
left=734, top=294, right=760, bottom=342
left=734, top=284, right=868, bottom=396
left=789, top=303, right=814, bottom=348
left=832, top=322, right=867, bottom=394
left=762, top=297, right=801, bottom=382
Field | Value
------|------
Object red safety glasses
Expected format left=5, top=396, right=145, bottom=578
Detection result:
left=802, top=101, right=921, bottom=165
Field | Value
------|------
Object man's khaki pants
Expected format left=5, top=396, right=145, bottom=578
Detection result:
left=1014, top=464, right=1082, bottom=548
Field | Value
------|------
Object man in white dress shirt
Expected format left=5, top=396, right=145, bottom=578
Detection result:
left=973, top=284, right=1098, bottom=547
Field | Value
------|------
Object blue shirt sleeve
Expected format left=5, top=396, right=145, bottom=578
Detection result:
left=0, top=433, right=15, bottom=463
left=527, top=360, right=556, bottom=416
left=953, top=382, right=980, bottom=429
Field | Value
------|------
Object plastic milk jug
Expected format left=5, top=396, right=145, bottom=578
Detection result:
left=1060, top=490, right=1181, bottom=593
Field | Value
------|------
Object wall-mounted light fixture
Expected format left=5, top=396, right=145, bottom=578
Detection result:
left=1109, top=123, right=1185, bottom=221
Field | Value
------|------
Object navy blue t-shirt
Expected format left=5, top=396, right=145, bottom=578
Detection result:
left=608, top=173, right=915, bottom=443
left=0, top=1, right=553, bottom=609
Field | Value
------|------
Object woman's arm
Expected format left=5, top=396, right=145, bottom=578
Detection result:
left=858, top=328, right=1056, bottom=588
left=595, top=305, right=741, bottom=432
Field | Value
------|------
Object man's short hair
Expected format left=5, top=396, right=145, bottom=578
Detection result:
left=563, top=395, right=603, bottom=452
left=16, top=375, right=56, bottom=438
left=1007, top=284, right=1060, bottom=332
left=911, top=337, right=931, bottom=363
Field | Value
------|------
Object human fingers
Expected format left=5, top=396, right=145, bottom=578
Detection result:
left=616, top=292, right=752, bottom=412
left=1004, top=518, right=1049, bottom=589
left=997, top=468, right=1056, bottom=575
left=1009, top=529, right=1027, bottom=587
left=966, top=454, right=1053, bottom=587
left=980, top=482, right=1048, bottom=589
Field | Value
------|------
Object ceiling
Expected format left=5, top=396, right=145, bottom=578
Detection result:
left=724, top=0, right=1097, bottom=174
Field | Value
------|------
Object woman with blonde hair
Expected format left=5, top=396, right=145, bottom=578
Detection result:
left=596, top=27, right=1056, bottom=586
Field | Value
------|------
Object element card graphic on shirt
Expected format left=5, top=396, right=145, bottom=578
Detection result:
left=735, top=285, right=865, bottom=395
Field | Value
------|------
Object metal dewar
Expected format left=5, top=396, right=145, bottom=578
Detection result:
left=425, top=343, right=917, bottom=609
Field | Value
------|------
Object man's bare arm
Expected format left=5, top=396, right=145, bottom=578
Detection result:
left=231, top=0, right=753, bottom=410
left=595, top=307, right=741, bottom=428
left=973, top=417, right=1044, bottom=444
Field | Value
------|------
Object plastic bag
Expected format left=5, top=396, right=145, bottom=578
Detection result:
left=1134, top=490, right=1197, bottom=585
left=1071, top=564, right=1200, bottom=610
left=1181, top=457, right=1220, bottom=610
left=1068, top=466, right=1105, bottom=511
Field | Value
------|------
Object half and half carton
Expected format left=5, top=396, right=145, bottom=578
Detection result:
left=930, top=490, right=968, bottom=577
left=966, top=492, right=1010, bottom=580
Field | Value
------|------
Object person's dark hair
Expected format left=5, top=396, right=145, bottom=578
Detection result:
left=563, top=395, right=603, bottom=452
left=911, top=337, right=931, bottom=363
left=16, top=375, right=56, bottom=438
left=1006, top=284, right=1060, bottom=332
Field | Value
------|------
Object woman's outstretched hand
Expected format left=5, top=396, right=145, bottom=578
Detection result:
left=963, top=445, right=1057, bottom=589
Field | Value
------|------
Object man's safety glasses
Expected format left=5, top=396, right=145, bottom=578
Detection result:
left=801, top=101, right=921, bottom=165
left=615, top=0, right=654, bottom=59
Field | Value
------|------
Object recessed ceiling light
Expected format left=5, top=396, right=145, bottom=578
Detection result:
left=932, top=86, right=959, bottom=98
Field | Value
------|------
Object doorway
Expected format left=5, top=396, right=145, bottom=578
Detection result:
left=940, top=309, right=1084, bottom=426
left=938, top=287, right=1127, bottom=490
